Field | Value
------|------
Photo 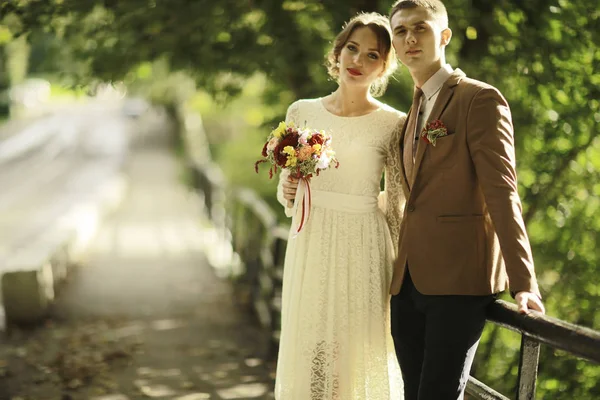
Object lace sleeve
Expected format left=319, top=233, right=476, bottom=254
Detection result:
left=381, top=116, right=407, bottom=251
left=276, top=101, right=300, bottom=217
left=285, top=100, right=300, bottom=126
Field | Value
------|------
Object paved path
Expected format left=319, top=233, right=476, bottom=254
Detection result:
left=0, top=125, right=275, bottom=399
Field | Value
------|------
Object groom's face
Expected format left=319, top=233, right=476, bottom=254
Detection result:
left=391, top=6, right=449, bottom=76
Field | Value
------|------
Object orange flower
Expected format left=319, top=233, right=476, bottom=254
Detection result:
left=297, top=146, right=314, bottom=161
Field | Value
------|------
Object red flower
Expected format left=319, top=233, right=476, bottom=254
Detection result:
left=274, top=151, right=287, bottom=167
left=261, top=141, right=269, bottom=157
left=254, top=159, right=267, bottom=173
left=308, top=133, right=324, bottom=146
left=428, top=120, right=445, bottom=130
left=421, top=119, right=448, bottom=146
left=273, top=132, right=299, bottom=167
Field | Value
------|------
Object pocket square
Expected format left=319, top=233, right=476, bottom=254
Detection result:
left=421, top=120, right=449, bottom=146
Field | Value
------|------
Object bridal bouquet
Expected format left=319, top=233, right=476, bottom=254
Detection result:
left=255, top=121, right=339, bottom=235
left=254, top=121, right=339, bottom=179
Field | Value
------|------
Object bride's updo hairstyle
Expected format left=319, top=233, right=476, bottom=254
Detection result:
left=326, top=12, right=398, bottom=97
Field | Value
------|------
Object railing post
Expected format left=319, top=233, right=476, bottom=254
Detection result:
left=516, top=335, right=541, bottom=400
left=267, top=225, right=289, bottom=359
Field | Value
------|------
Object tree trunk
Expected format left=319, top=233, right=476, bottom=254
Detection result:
left=0, top=45, right=10, bottom=118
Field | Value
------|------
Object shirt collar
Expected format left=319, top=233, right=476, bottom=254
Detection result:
left=420, top=64, right=454, bottom=101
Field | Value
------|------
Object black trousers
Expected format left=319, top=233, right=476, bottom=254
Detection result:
left=390, top=271, right=494, bottom=400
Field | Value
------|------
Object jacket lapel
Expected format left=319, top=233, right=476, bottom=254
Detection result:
left=409, top=69, right=465, bottom=190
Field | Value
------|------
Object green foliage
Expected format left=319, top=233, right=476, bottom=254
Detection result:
left=444, top=1, right=600, bottom=397
left=185, top=74, right=285, bottom=218
left=6, top=35, right=29, bottom=84
left=126, top=60, right=197, bottom=107
left=4, top=0, right=600, bottom=397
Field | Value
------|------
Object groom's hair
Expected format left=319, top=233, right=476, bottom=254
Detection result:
left=389, top=0, right=449, bottom=29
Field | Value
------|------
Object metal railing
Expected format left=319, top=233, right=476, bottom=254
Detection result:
left=189, top=161, right=600, bottom=400
left=465, top=299, right=600, bottom=400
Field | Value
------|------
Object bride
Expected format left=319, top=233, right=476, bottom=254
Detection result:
left=274, top=12, right=407, bottom=400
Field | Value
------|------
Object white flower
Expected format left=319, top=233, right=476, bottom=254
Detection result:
left=267, top=137, right=279, bottom=151
left=299, top=129, right=310, bottom=145
left=316, top=152, right=332, bottom=169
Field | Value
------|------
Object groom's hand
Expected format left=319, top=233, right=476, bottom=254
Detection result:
left=515, top=291, right=545, bottom=315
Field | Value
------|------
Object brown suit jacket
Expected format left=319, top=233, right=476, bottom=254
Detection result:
left=390, top=69, right=541, bottom=298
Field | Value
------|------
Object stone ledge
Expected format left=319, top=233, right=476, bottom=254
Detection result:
left=0, top=171, right=127, bottom=327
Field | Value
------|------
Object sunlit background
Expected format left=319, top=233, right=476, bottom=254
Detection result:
left=0, top=0, right=598, bottom=399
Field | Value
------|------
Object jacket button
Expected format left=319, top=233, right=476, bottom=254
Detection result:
left=407, top=205, right=415, bottom=212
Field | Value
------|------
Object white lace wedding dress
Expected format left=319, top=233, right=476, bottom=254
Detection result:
left=274, top=98, right=406, bottom=400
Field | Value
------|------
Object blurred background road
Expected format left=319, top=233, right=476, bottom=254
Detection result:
left=0, top=93, right=275, bottom=400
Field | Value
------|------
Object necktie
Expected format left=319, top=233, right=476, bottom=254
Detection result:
left=403, top=88, right=423, bottom=186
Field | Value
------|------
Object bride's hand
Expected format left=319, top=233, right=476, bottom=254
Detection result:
left=283, top=176, right=299, bottom=207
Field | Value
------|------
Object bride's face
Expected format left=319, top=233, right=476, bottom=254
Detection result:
left=338, top=26, right=385, bottom=88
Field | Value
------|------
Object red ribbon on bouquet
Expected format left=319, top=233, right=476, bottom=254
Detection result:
left=291, top=176, right=312, bottom=238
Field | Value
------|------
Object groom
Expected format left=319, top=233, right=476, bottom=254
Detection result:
left=388, top=1, right=545, bottom=399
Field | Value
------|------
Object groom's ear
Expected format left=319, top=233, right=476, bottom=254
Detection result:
left=441, top=28, right=452, bottom=46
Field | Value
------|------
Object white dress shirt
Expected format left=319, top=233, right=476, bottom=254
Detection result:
left=416, top=64, right=454, bottom=136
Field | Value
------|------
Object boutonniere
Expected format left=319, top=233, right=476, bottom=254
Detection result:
left=421, top=120, right=448, bottom=146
